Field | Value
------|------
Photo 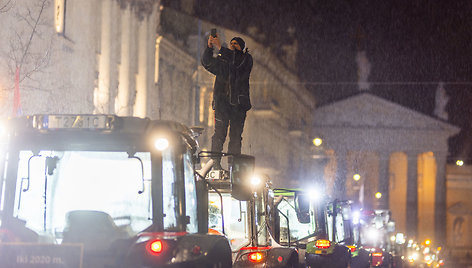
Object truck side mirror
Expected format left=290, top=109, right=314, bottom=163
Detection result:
left=229, top=154, right=255, bottom=201
left=294, top=192, right=310, bottom=224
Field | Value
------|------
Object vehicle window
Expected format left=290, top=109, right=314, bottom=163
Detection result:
left=277, top=197, right=315, bottom=242
left=183, top=150, right=197, bottom=233
left=326, top=206, right=334, bottom=241
left=13, top=150, right=152, bottom=243
left=208, top=192, right=249, bottom=250
left=255, top=191, right=268, bottom=246
left=0, top=144, right=6, bottom=218
left=335, top=212, right=345, bottom=242
left=162, top=148, right=178, bottom=230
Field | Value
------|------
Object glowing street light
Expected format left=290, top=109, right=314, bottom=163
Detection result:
left=312, top=138, right=323, bottom=147
left=375, top=192, right=382, bottom=199
left=456, top=160, right=464, bottom=166
left=353, top=174, right=361, bottom=181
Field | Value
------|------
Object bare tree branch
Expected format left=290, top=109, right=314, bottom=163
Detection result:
left=19, top=0, right=47, bottom=69
left=1, top=0, right=53, bottom=97
left=0, top=0, right=14, bottom=13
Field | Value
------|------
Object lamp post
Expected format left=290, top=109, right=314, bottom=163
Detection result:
left=309, top=137, right=328, bottom=189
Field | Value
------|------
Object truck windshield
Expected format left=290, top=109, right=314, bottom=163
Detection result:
left=11, top=149, right=153, bottom=243
left=326, top=203, right=352, bottom=243
left=208, top=192, right=249, bottom=250
left=254, top=191, right=268, bottom=246
left=277, top=196, right=317, bottom=243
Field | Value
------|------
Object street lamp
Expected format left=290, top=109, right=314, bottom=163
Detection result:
left=456, top=160, right=464, bottom=166
left=375, top=192, right=382, bottom=199
left=313, top=138, right=323, bottom=147
left=353, top=173, right=361, bottom=181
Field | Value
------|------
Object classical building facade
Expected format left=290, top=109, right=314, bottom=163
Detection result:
left=0, top=0, right=318, bottom=187
left=313, top=93, right=460, bottom=245
left=0, top=0, right=159, bottom=117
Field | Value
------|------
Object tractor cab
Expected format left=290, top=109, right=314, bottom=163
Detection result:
left=0, top=114, right=232, bottom=267
left=203, top=158, right=298, bottom=267
left=356, top=209, right=396, bottom=267
left=325, top=201, right=372, bottom=268
left=274, top=189, right=352, bottom=268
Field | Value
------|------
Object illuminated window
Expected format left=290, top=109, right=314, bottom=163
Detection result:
left=155, top=36, right=163, bottom=84
left=208, top=92, right=214, bottom=127
left=183, top=151, right=198, bottom=233
left=199, top=87, right=207, bottom=123
left=54, top=0, right=66, bottom=34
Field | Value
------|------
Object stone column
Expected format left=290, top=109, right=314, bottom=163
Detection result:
left=335, top=149, right=347, bottom=199
left=134, top=17, right=149, bottom=118
left=378, top=151, right=390, bottom=209
left=116, top=7, right=131, bottom=116
left=95, top=0, right=113, bottom=113
left=434, top=151, right=447, bottom=245
left=406, top=151, right=419, bottom=238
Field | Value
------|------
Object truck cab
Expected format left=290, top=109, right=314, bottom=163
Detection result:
left=0, top=114, right=232, bottom=267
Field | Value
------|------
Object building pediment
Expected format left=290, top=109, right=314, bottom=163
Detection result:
left=313, top=93, right=458, bottom=133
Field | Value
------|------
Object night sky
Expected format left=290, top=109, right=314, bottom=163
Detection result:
left=164, top=0, right=472, bottom=162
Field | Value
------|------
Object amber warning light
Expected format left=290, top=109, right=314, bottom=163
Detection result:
left=315, top=239, right=331, bottom=249
left=248, top=252, right=264, bottom=263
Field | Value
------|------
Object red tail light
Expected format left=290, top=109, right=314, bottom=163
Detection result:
left=248, top=252, right=264, bottom=263
left=147, top=239, right=163, bottom=255
left=315, top=239, right=331, bottom=249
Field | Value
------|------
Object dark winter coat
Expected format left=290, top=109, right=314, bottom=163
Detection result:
left=201, top=46, right=253, bottom=111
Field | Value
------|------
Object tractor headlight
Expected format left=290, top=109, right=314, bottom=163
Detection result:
left=154, top=138, right=169, bottom=151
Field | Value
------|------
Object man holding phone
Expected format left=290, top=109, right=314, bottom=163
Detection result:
left=201, top=29, right=253, bottom=170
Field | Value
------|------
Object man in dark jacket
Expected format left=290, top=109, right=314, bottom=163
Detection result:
left=201, top=33, right=253, bottom=169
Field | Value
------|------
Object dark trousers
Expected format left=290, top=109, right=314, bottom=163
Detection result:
left=211, top=104, right=246, bottom=165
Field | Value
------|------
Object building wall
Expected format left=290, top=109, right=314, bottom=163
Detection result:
left=153, top=37, right=196, bottom=125
left=447, top=164, right=472, bottom=259
left=0, top=0, right=159, bottom=117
